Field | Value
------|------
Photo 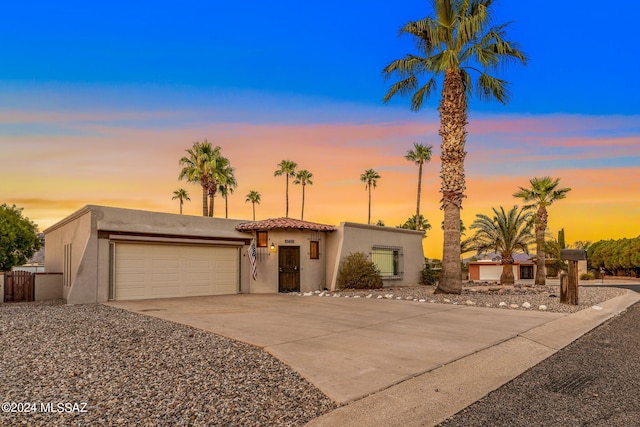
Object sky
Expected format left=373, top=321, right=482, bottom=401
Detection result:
left=1, top=1, right=639, bottom=259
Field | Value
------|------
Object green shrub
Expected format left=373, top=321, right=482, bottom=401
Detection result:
left=420, top=264, right=440, bottom=285
left=580, top=272, right=595, bottom=280
left=337, top=252, right=383, bottom=289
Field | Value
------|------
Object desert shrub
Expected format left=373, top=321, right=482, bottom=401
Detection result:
left=420, top=264, right=440, bottom=285
left=580, top=272, right=595, bottom=280
left=337, top=252, right=383, bottom=289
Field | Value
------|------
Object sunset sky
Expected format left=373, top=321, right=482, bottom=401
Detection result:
left=1, top=1, right=639, bottom=258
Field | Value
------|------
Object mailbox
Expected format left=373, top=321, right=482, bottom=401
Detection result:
left=560, top=249, right=587, bottom=261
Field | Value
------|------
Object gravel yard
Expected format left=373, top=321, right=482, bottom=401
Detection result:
left=0, top=301, right=336, bottom=427
left=298, top=284, right=626, bottom=313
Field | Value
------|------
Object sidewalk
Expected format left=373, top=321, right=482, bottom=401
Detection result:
left=306, top=289, right=640, bottom=427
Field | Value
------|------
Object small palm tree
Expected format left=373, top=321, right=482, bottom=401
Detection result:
left=178, top=140, right=214, bottom=216
left=470, top=206, right=535, bottom=285
left=245, top=190, right=261, bottom=221
left=383, top=0, right=527, bottom=294
left=405, top=143, right=433, bottom=230
left=172, top=189, right=190, bottom=215
left=513, top=177, right=571, bottom=286
left=398, top=214, right=432, bottom=237
left=360, top=169, right=381, bottom=225
left=218, top=165, right=237, bottom=219
left=274, top=160, right=297, bottom=218
left=293, top=169, right=313, bottom=220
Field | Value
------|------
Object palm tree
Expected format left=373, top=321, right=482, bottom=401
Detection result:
left=179, top=140, right=215, bottom=216
left=398, top=214, right=432, bottom=237
left=206, top=151, right=229, bottom=217
left=293, top=169, right=313, bottom=220
left=245, top=190, right=261, bottom=221
left=217, top=165, right=237, bottom=219
left=360, top=169, right=380, bottom=225
left=513, top=177, right=571, bottom=286
left=274, top=160, right=297, bottom=218
left=469, top=206, right=534, bottom=285
left=405, top=143, right=433, bottom=230
left=172, top=189, right=190, bottom=215
left=383, top=1, right=527, bottom=294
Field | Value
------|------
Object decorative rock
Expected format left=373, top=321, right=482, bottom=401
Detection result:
left=429, top=300, right=436, bottom=303
left=396, top=297, right=402, bottom=300
left=444, top=298, right=451, bottom=303
left=353, top=295, right=360, bottom=298
left=539, top=305, right=548, bottom=311
left=592, top=305, right=603, bottom=310
left=377, top=295, right=383, bottom=299
left=465, top=300, right=475, bottom=305
left=522, top=302, right=532, bottom=309
left=303, top=292, right=313, bottom=297
left=499, top=302, right=508, bottom=307
left=365, top=294, right=372, bottom=299
left=510, top=304, right=519, bottom=309
left=419, top=299, right=426, bottom=302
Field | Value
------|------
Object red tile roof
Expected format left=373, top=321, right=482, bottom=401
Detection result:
left=236, top=217, right=337, bottom=232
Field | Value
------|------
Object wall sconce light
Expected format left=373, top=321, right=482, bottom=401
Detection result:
left=269, top=243, right=276, bottom=252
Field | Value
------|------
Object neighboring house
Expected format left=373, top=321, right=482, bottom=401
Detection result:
left=44, top=205, right=425, bottom=304
left=468, top=260, right=535, bottom=282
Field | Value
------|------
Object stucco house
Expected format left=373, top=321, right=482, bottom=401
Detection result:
left=468, top=259, right=535, bottom=282
left=44, top=205, right=425, bottom=304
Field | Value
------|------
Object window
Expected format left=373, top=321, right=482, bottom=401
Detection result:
left=310, top=241, right=320, bottom=259
left=371, top=246, right=402, bottom=279
left=63, top=243, right=72, bottom=287
left=256, top=231, right=268, bottom=247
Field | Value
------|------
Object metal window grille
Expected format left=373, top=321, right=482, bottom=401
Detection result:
left=371, top=245, right=403, bottom=280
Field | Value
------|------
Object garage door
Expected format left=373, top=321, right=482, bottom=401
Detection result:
left=113, top=243, right=239, bottom=300
left=479, top=265, right=516, bottom=281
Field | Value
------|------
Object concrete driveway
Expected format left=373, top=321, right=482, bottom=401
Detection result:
left=106, top=294, right=565, bottom=404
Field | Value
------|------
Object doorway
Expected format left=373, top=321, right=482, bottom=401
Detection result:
left=278, top=246, right=300, bottom=292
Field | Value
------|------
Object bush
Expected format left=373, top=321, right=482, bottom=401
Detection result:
left=337, top=252, right=383, bottom=289
left=420, top=264, right=440, bottom=285
left=580, top=272, right=595, bottom=280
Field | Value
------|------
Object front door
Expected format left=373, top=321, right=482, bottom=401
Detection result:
left=278, top=246, right=300, bottom=292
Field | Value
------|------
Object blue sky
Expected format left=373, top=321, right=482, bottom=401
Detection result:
left=1, top=0, right=639, bottom=257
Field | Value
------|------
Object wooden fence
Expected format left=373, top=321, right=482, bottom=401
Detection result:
left=4, top=271, right=35, bottom=302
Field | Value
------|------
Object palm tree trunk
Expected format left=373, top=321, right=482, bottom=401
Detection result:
left=416, top=162, right=423, bottom=230
left=301, top=185, right=306, bottom=220
left=252, top=202, right=256, bottom=221
left=180, top=199, right=183, bottom=215
left=435, top=69, right=467, bottom=295
left=367, top=185, right=372, bottom=225
left=201, top=185, right=208, bottom=217
left=500, top=263, right=515, bottom=285
left=209, top=193, right=214, bottom=217
left=535, top=207, right=547, bottom=286
left=285, top=175, right=290, bottom=218
left=225, top=194, right=229, bottom=218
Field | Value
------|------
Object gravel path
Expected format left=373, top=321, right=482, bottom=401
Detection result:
left=437, top=300, right=640, bottom=427
left=297, top=284, right=626, bottom=313
left=0, top=301, right=336, bottom=426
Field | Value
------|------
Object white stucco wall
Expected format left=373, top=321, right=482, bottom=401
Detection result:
left=327, top=222, right=425, bottom=290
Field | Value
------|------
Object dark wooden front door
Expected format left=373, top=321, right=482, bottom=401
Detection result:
left=278, top=246, right=300, bottom=292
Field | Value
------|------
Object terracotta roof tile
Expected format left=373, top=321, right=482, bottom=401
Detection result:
left=236, top=217, right=337, bottom=232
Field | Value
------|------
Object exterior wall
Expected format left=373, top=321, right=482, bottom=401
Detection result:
left=45, top=205, right=250, bottom=304
left=0, top=272, right=4, bottom=304
left=469, top=262, right=536, bottom=282
left=327, top=222, right=425, bottom=291
left=247, top=229, right=329, bottom=293
left=34, top=273, right=63, bottom=301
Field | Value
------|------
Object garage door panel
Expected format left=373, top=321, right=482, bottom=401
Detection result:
left=114, top=243, right=239, bottom=300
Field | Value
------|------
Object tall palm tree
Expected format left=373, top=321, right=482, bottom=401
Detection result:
left=383, top=0, right=527, bottom=294
left=217, top=165, right=237, bottom=219
left=293, top=169, right=313, bottom=220
left=206, top=151, right=229, bottom=217
left=171, top=188, right=190, bottom=215
left=360, top=169, right=381, bottom=225
left=513, top=176, right=571, bottom=286
left=179, top=140, right=215, bottom=216
left=398, top=214, right=432, bottom=238
left=274, top=160, right=297, bottom=218
left=470, top=206, right=534, bottom=285
left=405, top=143, right=433, bottom=230
left=245, top=190, right=261, bottom=221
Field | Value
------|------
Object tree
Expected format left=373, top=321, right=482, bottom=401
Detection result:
left=172, top=189, right=190, bottom=215
left=179, top=140, right=215, bottom=217
left=206, top=152, right=231, bottom=218
left=0, top=204, right=41, bottom=271
left=274, top=160, right=297, bottom=218
left=293, top=169, right=313, bottom=220
left=469, top=206, right=534, bottom=285
left=398, top=214, right=431, bottom=237
left=217, top=164, right=237, bottom=218
left=383, top=0, right=527, bottom=294
left=405, top=143, right=433, bottom=230
left=513, top=176, right=571, bottom=285
left=360, top=169, right=381, bottom=225
left=245, top=190, right=261, bottom=221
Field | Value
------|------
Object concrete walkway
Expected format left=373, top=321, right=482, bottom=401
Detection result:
left=106, top=290, right=639, bottom=426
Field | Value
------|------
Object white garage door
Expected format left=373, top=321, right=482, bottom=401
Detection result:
left=113, top=243, right=239, bottom=300
left=479, top=265, right=516, bottom=281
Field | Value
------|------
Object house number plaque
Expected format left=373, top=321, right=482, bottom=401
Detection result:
left=284, top=239, right=294, bottom=243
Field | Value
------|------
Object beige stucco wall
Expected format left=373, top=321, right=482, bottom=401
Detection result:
left=246, top=229, right=330, bottom=293
left=45, top=205, right=250, bottom=304
left=34, top=273, right=63, bottom=301
left=327, top=222, right=425, bottom=291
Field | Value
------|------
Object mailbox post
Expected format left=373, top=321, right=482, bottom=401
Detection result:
left=560, top=249, right=587, bottom=305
